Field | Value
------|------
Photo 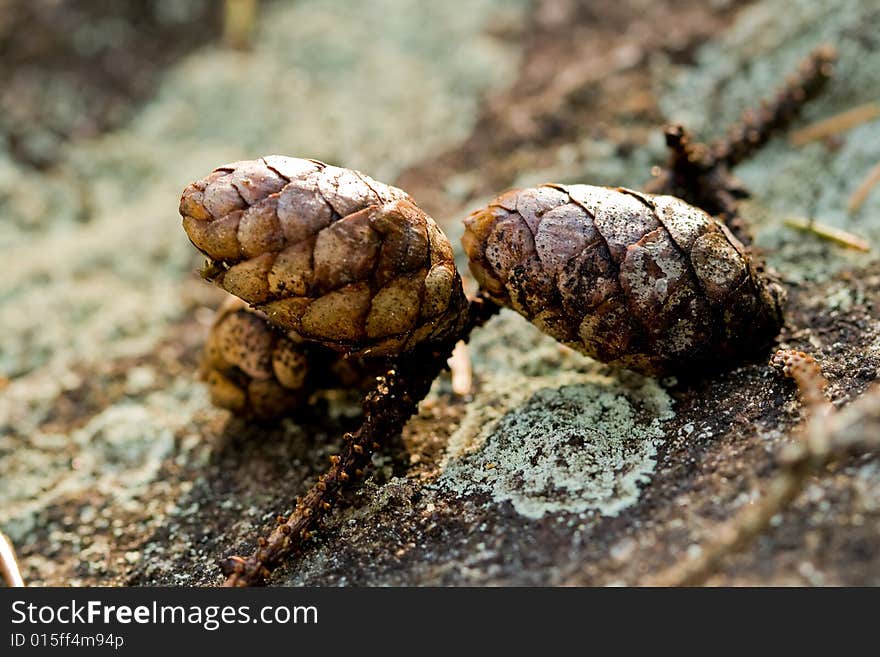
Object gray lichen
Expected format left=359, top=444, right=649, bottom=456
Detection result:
left=658, top=0, right=880, bottom=282
left=438, top=313, right=674, bottom=519
left=0, top=380, right=208, bottom=544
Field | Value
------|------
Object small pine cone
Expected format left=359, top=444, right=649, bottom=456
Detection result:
left=203, top=296, right=379, bottom=418
left=203, top=296, right=311, bottom=418
left=462, top=184, right=785, bottom=376
left=181, top=157, right=468, bottom=356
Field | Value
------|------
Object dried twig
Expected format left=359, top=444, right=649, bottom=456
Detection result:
left=645, top=350, right=880, bottom=587
left=222, top=348, right=446, bottom=586
left=647, top=46, right=836, bottom=243
left=0, top=531, right=25, bottom=588
left=789, top=102, right=880, bottom=146
left=222, top=296, right=499, bottom=586
left=712, top=47, right=837, bottom=167
left=783, top=216, right=871, bottom=252
left=771, top=350, right=831, bottom=419
left=848, top=161, right=880, bottom=214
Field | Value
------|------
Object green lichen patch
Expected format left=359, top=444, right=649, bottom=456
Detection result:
left=438, top=314, right=674, bottom=518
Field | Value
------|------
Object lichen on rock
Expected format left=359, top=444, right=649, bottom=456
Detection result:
left=438, top=312, right=674, bottom=519
left=657, top=0, right=880, bottom=282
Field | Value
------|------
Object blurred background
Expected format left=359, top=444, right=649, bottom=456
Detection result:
left=5, top=0, right=877, bottom=384
left=2, top=0, right=879, bottom=586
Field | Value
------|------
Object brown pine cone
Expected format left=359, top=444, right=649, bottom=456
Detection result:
left=181, top=157, right=468, bottom=357
left=203, top=296, right=382, bottom=419
left=462, top=184, right=785, bottom=376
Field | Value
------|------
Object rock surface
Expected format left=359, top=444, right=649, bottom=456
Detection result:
left=2, top=0, right=879, bottom=587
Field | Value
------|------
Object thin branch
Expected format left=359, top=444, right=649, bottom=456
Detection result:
left=223, top=350, right=443, bottom=586
left=222, top=296, right=500, bottom=586
left=711, top=46, right=837, bottom=168
left=646, top=46, right=836, bottom=244
left=644, top=350, right=880, bottom=587
left=770, top=349, right=831, bottom=420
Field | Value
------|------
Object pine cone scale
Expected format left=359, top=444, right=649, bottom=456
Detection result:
left=181, top=157, right=468, bottom=357
left=463, top=183, right=784, bottom=375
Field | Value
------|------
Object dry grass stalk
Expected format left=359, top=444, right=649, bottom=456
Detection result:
left=848, top=162, right=880, bottom=214
left=789, top=102, right=880, bottom=146
left=783, top=216, right=871, bottom=252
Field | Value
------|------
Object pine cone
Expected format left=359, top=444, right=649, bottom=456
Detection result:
left=462, top=184, right=785, bottom=376
left=203, top=296, right=382, bottom=418
left=181, top=157, right=468, bottom=357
